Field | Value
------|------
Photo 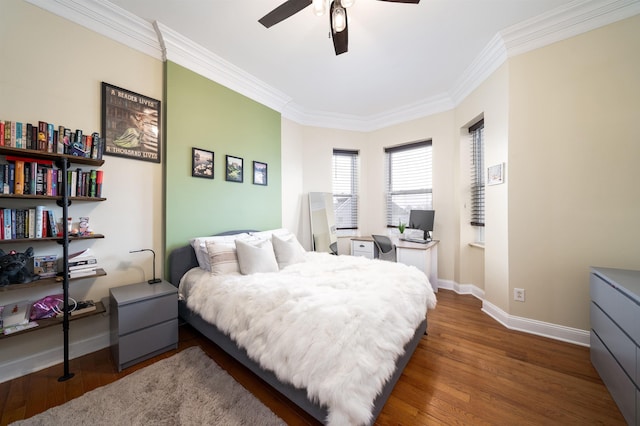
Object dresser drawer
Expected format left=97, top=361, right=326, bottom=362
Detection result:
left=117, top=293, right=177, bottom=335
left=591, top=273, right=637, bottom=344
left=591, top=302, right=636, bottom=378
left=117, top=319, right=178, bottom=367
left=351, top=240, right=375, bottom=258
left=590, top=330, right=636, bottom=425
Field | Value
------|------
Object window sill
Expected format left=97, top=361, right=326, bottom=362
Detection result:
left=469, top=242, right=485, bottom=249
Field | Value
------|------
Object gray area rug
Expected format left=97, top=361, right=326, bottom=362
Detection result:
left=12, top=346, right=285, bottom=426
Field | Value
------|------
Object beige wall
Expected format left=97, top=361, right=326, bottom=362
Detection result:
left=455, top=64, right=510, bottom=307
left=283, top=15, right=640, bottom=334
left=507, top=14, right=640, bottom=329
left=0, top=1, right=163, bottom=380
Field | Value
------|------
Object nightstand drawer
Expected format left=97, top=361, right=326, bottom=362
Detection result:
left=118, top=319, right=178, bottom=367
left=118, top=293, right=177, bottom=335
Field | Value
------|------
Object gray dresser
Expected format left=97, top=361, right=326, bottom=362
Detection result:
left=110, top=280, right=178, bottom=371
left=590, top=267, right=640, bottom=425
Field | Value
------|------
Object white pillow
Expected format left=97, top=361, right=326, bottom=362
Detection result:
left=206, top=241, right=240, bottom=275
left=235, top=239, right=279, bottom=275
left=250, top=228, right=293, bottom=240
left=190, top=233, right=251, bottom=271
left=272, top=233, right=305, bottom=269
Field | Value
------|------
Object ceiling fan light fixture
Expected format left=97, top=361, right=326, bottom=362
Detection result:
left=312, top=0, right=326, bottom=16
left=332, top=4, right=346, bottom=33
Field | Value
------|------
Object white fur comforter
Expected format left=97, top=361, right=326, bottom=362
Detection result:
left=182, top=252, right=437, bottom=425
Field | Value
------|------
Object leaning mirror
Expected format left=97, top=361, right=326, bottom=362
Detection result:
left=308, top=192, right=337, bottom=254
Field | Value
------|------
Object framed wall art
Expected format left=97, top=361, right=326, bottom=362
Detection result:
left=225, top=155, right=244, bottom=183
left=192, top=148, right=214, bottom=179
left=253, top=161, right=268, bottom=186
left=487, top=163, right=505, bottom=185
left=101, top=82, right=161, bottom=163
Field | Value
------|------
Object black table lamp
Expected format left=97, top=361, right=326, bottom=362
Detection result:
left=129, top=248, right=162, bottom=284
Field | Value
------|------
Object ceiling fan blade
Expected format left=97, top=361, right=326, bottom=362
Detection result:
left=377, top=0, right=420, bottom=3
left=330, top=4, right=348, bottom=55
left=259, top=0, right=312, bottom=28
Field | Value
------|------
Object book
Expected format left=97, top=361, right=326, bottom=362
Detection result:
left=89, top=170, right=97, bottom=197
left=15, top=122, right=22, bottom=149
left=27, top=208, right=35, bottom=238
left=68, top=268, right=99, bottom=279
left=67, top=257, right=98, bottom=267
left=3, top=208, right=12, bottom=240
left=47, top=123, right=54, bottom=153
left=69, top=262, right=101, bottom=272
left=68, top=248, right=97, bottom=261
left=37, top=121, right=47, bottom=151
left=8, top=163, right=14, bottom=194
left=47, top=209, right=59, bottom=237
left=0, top=121, right=4, bottom=146
left=96, top=170, right=103, bottom=197
left=14, top=160, right=24, bottom=195
left=34, top=205, right=44, bottom=238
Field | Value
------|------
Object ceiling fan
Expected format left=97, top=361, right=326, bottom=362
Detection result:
left=259, top=0, right=420, bottom=56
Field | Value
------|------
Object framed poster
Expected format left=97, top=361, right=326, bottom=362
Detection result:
left=225, top=155, right=243, bottom=183
left=192, top=148, right=214, bottom=179
left=101, top=82, right=161, bottom=163
left=253, top=161, right=267, bottom=186
left=487, top=163, right=505, bottom=185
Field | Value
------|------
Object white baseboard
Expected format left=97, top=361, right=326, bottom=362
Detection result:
left=437, top=280, right=590, bottom=347
left=0, top=331, right=110, bottom=384
left=438, top=279, right=485, bottom=300
left=481, top=300, right=590, bottom=347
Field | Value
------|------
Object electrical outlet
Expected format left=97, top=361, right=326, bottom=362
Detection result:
left=514, top=288, right=525, bottom=302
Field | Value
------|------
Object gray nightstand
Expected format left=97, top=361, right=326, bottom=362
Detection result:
left=110, top=280, right=178, bottom=371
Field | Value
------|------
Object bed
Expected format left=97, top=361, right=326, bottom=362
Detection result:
left=168, top=229, right=437, bottom=425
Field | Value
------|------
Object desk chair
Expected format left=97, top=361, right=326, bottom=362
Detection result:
left=329, top=242, right=338, bottom=255
left=371, top=235, right=396, bottom=262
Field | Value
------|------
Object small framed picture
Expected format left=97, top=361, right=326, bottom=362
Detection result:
left=253, top=161, right=268, bottom=186
left=225, top=155, right=244, bottom=183
left=192, top=148, right=214, bottom=179
left=487, top=163, right=505, bottom=185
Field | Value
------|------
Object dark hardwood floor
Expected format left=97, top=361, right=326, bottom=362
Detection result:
left=0, top=290, right=624, bottom=425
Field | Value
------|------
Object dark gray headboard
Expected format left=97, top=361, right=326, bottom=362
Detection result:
left=167, top=230, right=259, bottom=287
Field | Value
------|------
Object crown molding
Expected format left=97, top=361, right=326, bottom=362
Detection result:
left=500, top=0, right=640, bottom=58
left=26, top=0, right=640, bottom=132
left=153, top=22, right=292, bottom=114
left=449, top=0, right=640, bottom=109
left=449, top=33, right=508, bottom=106
left=25, top=0, right=162, bottom=60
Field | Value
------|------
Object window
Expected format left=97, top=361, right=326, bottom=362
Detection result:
left=385, top=141, right=432, bottom=227
left=332, top=149, right=359, bottom=230
left=469, top=119, right=485, bottom=239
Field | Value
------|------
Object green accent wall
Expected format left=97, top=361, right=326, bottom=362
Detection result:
left=164, top=61, right=282, bottom=256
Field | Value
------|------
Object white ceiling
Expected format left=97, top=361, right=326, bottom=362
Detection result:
left=32, top=0, right=639, bottom=129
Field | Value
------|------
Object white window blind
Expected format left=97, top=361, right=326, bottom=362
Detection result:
left=332, top=149, right=359, bottom=230
left=470, top=119, right=485, bottom=227
left=385, top=141, right=432, bottom=227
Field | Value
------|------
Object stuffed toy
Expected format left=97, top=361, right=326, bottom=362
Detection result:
left=0, top=247, right=39, bottom=287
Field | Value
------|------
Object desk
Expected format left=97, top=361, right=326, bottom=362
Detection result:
left=350, top=237, right=439, bottom=291
left=396, top=239, right=439, bottom=292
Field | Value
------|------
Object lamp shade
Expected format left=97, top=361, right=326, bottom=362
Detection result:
left=332, top=5, right=346, bottom=32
